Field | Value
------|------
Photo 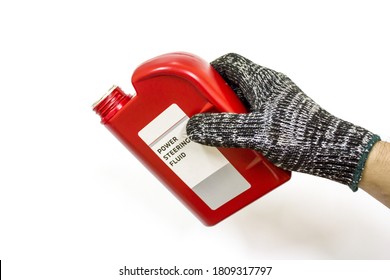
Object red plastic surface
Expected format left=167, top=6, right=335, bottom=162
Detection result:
left=95, top=52, right=291, bottom=226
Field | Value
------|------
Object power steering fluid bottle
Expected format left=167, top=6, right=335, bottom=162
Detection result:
left=93, top=52, right=291, bottom=226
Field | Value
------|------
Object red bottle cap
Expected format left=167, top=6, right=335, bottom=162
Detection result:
left=93, top=85, right=131, bottom=124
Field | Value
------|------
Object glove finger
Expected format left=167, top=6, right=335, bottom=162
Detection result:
left=211, top=53, right=282, bottom=110
left=186, top=112, right=258, bottom=149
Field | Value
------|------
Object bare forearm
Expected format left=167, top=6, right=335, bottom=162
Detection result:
left=359, top=141, right=390, bottom=208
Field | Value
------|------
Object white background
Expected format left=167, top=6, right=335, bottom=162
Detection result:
left=1, top=0, right=389, bottom=279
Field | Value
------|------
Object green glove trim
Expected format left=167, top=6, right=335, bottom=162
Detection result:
left=351, top=135, right=381, bottom=192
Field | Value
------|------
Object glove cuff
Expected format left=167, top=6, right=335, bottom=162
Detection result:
left=350, top=134, right=381, bottom=191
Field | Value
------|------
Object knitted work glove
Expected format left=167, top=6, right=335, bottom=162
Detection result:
left=186, top=53, right=380, bottom=191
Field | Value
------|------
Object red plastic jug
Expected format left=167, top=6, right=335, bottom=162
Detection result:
left=93, top=52, right=291, bottom=226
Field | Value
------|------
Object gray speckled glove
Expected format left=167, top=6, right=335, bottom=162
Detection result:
left=186, top=53, right=380, bottom=191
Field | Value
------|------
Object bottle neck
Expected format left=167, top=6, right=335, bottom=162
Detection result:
left=93, top=86, right=131, bottom=124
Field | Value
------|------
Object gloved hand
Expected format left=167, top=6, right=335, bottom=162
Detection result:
left=186, top=53, right=380, bottom=191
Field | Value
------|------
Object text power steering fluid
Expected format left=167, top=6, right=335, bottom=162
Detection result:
left=93, top=52, right=291, bottom=226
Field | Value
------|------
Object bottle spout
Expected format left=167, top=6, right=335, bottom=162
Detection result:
left=93, top=85, right=132, bottom=124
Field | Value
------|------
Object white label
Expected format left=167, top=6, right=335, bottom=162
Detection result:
left=138, top=104, right=250, bottom=209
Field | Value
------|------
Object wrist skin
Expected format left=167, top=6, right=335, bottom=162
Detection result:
left=359, top=141, right=390, bottom=208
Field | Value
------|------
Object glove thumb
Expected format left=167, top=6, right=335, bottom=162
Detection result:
left=186, top=112, right=257, bottom=149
